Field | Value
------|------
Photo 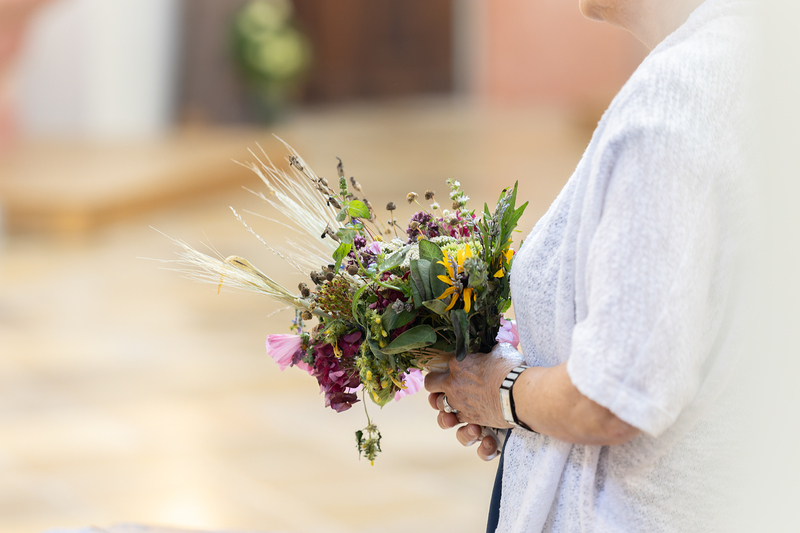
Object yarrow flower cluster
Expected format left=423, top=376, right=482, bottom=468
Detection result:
left=168, top=144, right=528, bottom=463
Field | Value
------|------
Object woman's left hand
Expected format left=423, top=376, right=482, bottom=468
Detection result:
left=424, top=343, right=525, bottom=457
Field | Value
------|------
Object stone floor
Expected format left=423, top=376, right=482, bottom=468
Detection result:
left=0, top=99, right=587, bottom=533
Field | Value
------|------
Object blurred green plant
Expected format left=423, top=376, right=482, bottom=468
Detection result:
left=233, top=0, right=312, bottom=123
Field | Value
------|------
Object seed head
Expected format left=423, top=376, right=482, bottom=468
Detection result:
left=346, top=264, right=359, bottom=276
left=406, top=192, right=418, bottom=203
left=298, top=282, right=311, bottom=298
left=301, top=310, right=313, bottom=320
left=425, top=190, right=435, bottom=200
left=386, top=202, right=397, bottom=211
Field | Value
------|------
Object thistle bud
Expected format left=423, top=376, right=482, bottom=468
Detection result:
left=425, top=190, right=435, bottom=200
left=347, top=264, right=359, bottom=276
left=406, top=192, right=418, bottom=203
left=386, top=201, right=397, bottom=211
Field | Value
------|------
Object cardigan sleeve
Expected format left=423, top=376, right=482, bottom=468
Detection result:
left=565, top=124, right=735, bottom=438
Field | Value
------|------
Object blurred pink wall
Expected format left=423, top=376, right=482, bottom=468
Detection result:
left=480, top=0, right=646, bottom=108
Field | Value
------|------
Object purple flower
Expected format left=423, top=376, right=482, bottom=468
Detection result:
left=367, top=241, right=382, bottom=255
left=309, top=334, right=363, bottom=413
left=266, top=334, right=312, bottom=374
left=496, top=317, right=520, bottom=349
left=394, top=369, right=424, bottom=401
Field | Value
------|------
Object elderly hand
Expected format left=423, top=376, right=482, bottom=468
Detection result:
left=424, top=343, right=524, bottom=461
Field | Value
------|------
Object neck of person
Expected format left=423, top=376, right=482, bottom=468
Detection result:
left=610, top=0, right=707, bottom=50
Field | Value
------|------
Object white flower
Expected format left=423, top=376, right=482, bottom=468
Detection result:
left=431, top=201, right=440, bottom=210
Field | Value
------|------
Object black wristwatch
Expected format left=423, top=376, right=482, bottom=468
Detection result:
left=499, top=365, right=534, bottom=432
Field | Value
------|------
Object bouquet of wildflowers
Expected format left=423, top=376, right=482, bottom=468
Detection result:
left=166, top=143, right=526, bottom=463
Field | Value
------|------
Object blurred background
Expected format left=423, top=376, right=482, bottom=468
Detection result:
left=0, top=1, right=648, bottom=532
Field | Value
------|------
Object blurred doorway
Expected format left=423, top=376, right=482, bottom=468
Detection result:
left=180, top=0, right=454, bottom=124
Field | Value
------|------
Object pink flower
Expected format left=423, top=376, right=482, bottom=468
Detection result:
left=394, top=369, right=424, bottom=401
left=266, top=334, right=312, bottom=374
left=496, top=318, right=519, bottom=349
left=367, top=241, right=382, bottom=255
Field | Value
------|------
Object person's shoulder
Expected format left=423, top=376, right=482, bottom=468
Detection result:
left=598, top=4, right=753, bottom=153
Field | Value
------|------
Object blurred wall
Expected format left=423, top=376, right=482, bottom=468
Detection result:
left=17, top=0, right=181, bottom=139
left=477, top=0, right=646, bottom=108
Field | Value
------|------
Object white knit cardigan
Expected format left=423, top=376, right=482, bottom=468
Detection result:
left=498, top=1, right=752, bottom=531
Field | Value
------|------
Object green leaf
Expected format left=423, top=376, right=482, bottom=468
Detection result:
left=368, top=338, right=387, bottom=360
left=428, top=255, right=449, bottom=299
left=410, top=261, right=431, bottom=307
left=351, top=284, right=371, bottom=324
left=336, top=227, right=356, bottom=244
left=381, top=306, right=418, bottom=331
left=378, top=247, right=408, bottom=273
left=348, top=200, right=371, bottom=219
left=416, top=259, right=433, bottom=301
left=336, top=207, right=348, bottom=222
left=451, top=309, right=470, bottom=361
left=422, top=298, right=448, bottom=315
left=333, top=242, right=352, bottom=272
left=430, top=337, right=456, bottom=353
left=380, top=325, right=437, bottom=354
left=418, top=239, right=443, bottom=263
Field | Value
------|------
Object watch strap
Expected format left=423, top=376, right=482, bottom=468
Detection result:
left=499, top=365, right=534, bottom=432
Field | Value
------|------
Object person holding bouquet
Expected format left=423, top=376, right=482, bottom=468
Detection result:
left=425, top=0, right=752, bottom=531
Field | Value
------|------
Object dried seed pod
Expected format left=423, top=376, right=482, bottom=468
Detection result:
left=350, top=176, right=362, bottom=192
left=409, top=221, right=420, bottom=231
left=328, top=196, right=342, bottom=209
left=407, top=192, right=418, bottom=203
left=453, top=201, right=461, bottom=210
left=425, top=190, right=435, bottom=200
left=326, top=271, right=335, bottom=282
left=327, top=264, right=335, bottom=272
left=386, top=202, right=397, bottom=211
left=301, top=310, right=313, bottom=321
left=346, top=264, right=359, bottom=276
left=299, top=283, right=311, bottom=298
left=336, top=157, right=345, bottom=178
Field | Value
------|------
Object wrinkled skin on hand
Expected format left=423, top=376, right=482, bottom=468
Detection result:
left=424, top=343, right=525, bottom=460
